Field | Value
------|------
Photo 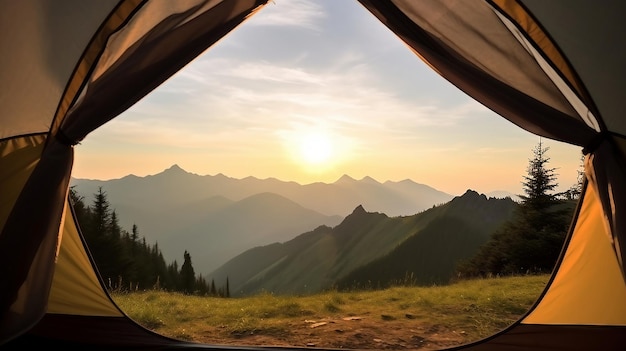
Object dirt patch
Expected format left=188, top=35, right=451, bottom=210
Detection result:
left=193, top=316, right=470, bottom=350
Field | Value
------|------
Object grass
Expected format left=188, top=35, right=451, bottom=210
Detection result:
left=112, top=275, right=549, bottom=347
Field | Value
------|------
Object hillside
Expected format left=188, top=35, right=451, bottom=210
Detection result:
left=337, top=190, right=517, bottom=288
left=208, top=190, right=517, bottom=296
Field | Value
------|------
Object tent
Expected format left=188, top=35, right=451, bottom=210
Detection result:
left=1, top=0, right=625, bottom=349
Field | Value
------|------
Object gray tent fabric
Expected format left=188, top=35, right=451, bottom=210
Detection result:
left=0, top=0, right=267, bottom=342
left=1, top=0, right=626, bottom=349
left=359, top=0, right=597, bottom=146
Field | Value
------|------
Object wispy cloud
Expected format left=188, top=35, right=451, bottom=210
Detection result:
left=216, top=61, right=326, bottom=85
left=247, top=0, right=325, bottom=31
left=122, top=56, right=494, bottom=154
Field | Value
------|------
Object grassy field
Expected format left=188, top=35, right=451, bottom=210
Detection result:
left=113, top=274, right=549, bottom=350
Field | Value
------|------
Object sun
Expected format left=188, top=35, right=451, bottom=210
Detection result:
left=282, top=127, right=342, bottom=174
left=281, top=126, right=353, bottom=176
left=299, top=132, right=334, bottom=165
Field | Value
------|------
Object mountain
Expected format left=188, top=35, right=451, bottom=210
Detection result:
left=207, top=190, right=517, bottom=296
left=158, top=192, right=343, bottom=272
left=337, top=190, right=517, bottom=288
left=70, top=165, right=454, bottom=272
left=71, top=165, right=454, bottom=218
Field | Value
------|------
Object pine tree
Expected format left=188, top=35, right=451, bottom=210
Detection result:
left=167, top=261, right=180, bottom=291
left=210, top=279, right=217, bottom=296
left=86, top=187, right=118, bottom=283
left=109, top=211, right=121, bottom=239
left=69, top=186, right=90, bottom=220
left=91, top=187, right=111, bottom=235
left=457, top=140, right=574, bottom=277
left=180, top=250, right=196, bottom=294
left=131, top=224, right=139, bottom=248
left=519, top=139, right=561, bottom=211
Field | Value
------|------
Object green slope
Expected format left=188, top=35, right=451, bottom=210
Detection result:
left=210, top=190, right=517, bottom=296
left=337, top=190, right=516, bottom=288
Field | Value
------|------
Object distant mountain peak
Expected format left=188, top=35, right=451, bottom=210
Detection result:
left=352, top=204, right=366, bottom=214
left=336, top=174, right=356, bottom=183
left=360, top=176, right=380, bottom=184
left=463, top=189, right=480, bottom=196
left=457, top=189, right=487, bottom=201
left=162, top=164, right=189, bottom=175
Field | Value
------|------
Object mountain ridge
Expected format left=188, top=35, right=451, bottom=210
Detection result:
left=70, top=165, right=515, bottom=275
left=208, top=190, right=517, bottom=296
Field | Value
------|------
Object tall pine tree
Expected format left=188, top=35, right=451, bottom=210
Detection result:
left=180, top=250, right=196, bottom=294
left=457, top=140, right=574, bottom=277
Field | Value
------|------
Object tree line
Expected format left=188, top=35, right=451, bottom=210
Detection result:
left=69, top=187, right=229, bottom=297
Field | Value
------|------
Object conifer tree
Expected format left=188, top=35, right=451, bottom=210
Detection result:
left=86, top=187, right=118, bottom=283
left=167, top=261, right=180, bottom=291
left=457, top=140, right=574, bottom=277
left=109, top=211, right=121, bottom=239
left=91, top=187, right=111, bottom=235
left=519, top=139, right=560, bottom=209
left=194, top=275, right=206, bottom=295
left=69, top=186, right=89, bottom=220
left=180, top=250, right=196, bottom=294
left=210, top=279, right=217, bottom=296
left=131, top=224, right=139, bottom=250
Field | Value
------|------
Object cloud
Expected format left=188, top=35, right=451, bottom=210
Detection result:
left=247, top=0, right=326, bottom=31
left=216, top=61, right=326, bottom=85
left=118, top=55, right=496, bottom=156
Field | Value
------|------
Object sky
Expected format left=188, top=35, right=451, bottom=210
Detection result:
left=72, top=0, right=583, bottom=196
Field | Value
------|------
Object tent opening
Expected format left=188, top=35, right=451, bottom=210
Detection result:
left=66, top=1, right=584, bottom=349
left=7, top=0, right=626, bottom=350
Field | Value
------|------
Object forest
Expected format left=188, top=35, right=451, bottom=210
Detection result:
left=69, top=187, right=230, bottom=297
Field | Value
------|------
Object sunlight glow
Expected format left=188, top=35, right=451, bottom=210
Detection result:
left=299, top=131, right=333, bottom=165
left=280, top=125, right=352, bottom=177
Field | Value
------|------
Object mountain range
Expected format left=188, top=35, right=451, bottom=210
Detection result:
left=70, top=165, right=518, bottom=275
left=207, top=190, right=517, bottom=296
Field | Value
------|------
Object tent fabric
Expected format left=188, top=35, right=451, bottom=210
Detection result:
left=585, top=139, right=626, bottom=275
left=358, top=0, right=597, bottom=146
left=0, top=0, right=268, bottom=343
left=358, top=0, right=626, bottom=279
left=48, top=203, right=122, bottom=317
left=1, top=0, right=626, bottom=349
left=521, top=183, right=626, bottom=325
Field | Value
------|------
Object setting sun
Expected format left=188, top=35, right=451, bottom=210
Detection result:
left=299, top=132, right=334, bottom=165
left=280, top=126, right=353, bottom=177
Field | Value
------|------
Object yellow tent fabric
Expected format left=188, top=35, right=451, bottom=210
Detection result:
left=522, top=183, right=626, bottom=325
left=48, top=205, right=122, bottom=317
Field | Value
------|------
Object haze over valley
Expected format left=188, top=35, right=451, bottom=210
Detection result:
left=71, top=165, right=519, bottom=277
